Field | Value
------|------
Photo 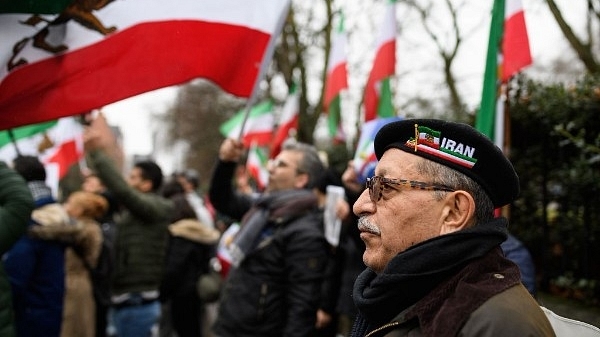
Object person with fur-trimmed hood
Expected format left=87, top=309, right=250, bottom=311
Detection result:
left=4, top=156, right=72, bottom=337
left=160, top=183, right=220, bottom=337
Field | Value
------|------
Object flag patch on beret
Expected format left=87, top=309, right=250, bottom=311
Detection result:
left=405, top=124, right=477, bottom=169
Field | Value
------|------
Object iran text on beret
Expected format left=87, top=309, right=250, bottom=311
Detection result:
left=374, top=119, right=519, bottom=208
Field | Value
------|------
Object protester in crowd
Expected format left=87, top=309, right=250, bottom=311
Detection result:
left=209, top=138, right=329, bottom=337
left=156, top=179, right=184, bottom=337
left=4, top=155, right=70, bottom=337
left=84, top=114, right=174, bottom=337
left=234, top=163, right=258, bottom=196
left=175, top=169, right=216, bottom=230
left=334, top=228, right=364, bottom=337
left=0, top=161, right=34, bottom=337
left=56, top=191, right=108, bottom=337
left=82, top=168, right=120, bottom=224
left=336, top=161, right=366, bottom=337
left=312, top=168, right=351, bottom=337
left=350, top=119, right=554, bottom=336
left=340, top=160, right=367, bottom=253
left=81, top=169, right=119, bottom=337
left=160, top=182, right=220, bottom=337
left=502, top=232, right=537, bottom=296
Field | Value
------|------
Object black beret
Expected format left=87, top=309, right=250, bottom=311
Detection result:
left=374, top=119, right=519, bottom=207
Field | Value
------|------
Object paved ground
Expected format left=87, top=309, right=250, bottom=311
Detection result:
left=537, top=292, right=600, bottom=328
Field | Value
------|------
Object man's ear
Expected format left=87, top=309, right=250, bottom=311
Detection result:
left=294, top=172, right=310, bottom=189
left=440, top=191, right=475, bottom=235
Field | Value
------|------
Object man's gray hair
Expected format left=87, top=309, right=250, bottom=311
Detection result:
left=416, top=158, right=495, bottom=224
left=282, top=140, right=325, bottom=189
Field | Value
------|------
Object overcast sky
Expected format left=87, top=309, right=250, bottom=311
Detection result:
left=102, top=0, right=587, bottom=172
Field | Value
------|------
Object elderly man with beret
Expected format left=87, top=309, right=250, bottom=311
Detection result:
left=350, top=119, right=555, bottom=337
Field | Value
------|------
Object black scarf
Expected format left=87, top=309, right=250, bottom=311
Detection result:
left=351, top=217, right=508, bottom=335
left=229, top=189, right=317, bottom=267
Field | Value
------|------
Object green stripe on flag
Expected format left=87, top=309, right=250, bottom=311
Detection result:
left=220, top=100, right=274, bottom=138
left=418, top=126, right=440, bottom=138
left=439, top=147, right=477, bottom=165
left=0, top=120, right=57, bottom=148
left=475, top=0, right=505, bottom=139
left=327, top=95, right=342, bottom=138
left=377, top=78, right=395, bottom=118
left=255, top=144, right=268, bottom=165
left=0, top=0, right=72, bottom=14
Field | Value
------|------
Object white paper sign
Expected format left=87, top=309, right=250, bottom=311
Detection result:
left=324, top=185, right=345, bottom=247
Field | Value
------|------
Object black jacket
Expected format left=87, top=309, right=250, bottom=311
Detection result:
left=159, top=219, right=220, bottom=300
left=210, top=161, right=329, bottom=337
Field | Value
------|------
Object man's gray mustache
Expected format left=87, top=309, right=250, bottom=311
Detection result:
left=357, top=217, right=380, bottom=235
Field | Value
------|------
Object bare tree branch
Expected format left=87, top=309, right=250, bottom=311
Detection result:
left=546, top=0, right=599, bottom=73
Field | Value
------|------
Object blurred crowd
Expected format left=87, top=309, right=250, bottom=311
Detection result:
left=0, top=113, right=367, bottom=337
left=2, top=115, right=566, bottom=337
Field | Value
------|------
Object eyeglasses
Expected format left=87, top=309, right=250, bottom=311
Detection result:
left=268, top=158, right=292, bottom=169
left=268, top=158, right=304, bottom=174
left=365, top=175, right=455, bottom=202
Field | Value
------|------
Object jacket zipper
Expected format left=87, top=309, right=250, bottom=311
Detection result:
left=366, top=321, right=400, bottom=336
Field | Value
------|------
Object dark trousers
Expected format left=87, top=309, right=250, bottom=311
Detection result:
left=171, top=294, right=203, bottom=337
left=95, top=302, right=109, bottom=337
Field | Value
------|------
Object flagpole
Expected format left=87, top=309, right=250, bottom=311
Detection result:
left=501, top=80, right=512, bottom=219
left=237, top=0, right=291, bottom=143
left=7, top=129, right=22, bottom=157
left=503, top=81, right=511, bottom=156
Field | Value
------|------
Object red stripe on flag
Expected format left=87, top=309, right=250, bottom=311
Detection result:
left=502, top=11, right=532, bottom=81
left=324, top=63, right=348, bottom=109
left=0, top=21, right=270, bottom=129
left=364, top=40, right=395, bottom=121
left=271, top=114, right=298, bottom=158
left=45, top=139, right=81, bottom=179
left=242, top=132, right=273, bottom=148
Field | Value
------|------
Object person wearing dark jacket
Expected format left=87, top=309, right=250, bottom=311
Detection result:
left=501, top=232, right=537, bottom=296
left=209, top=138, right=329, bottom=337
left=159, top=189, right=220, bottom=337
left=84, top=114, right=174, bottom=337
left=0, top=161, right=34, bottom=337
left=4, top=156, right=71, bottom=337
left=81, top=169, right=118, bottom=337
left=350, top=119, right=555, bottom=337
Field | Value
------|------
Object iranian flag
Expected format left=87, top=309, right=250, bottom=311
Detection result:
left=0, top=0, right=291, bottom=130
left=271, top=84, right=299, bottom=158
left=0, top=117, right=84, bottom=180
left=475, top=0, right=532, bottom=148
left=363, top=0, right=396, bottom=122
left=246, top=142, right=269, bottom=191
left=220, top=101, right=275, bottom=148
left=0, top=120, right=57, bottom=162
left=324, top=13, right=348, bottom=142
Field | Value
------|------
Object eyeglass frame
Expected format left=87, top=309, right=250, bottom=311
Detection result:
left=268, top=158, right=305, bottom=174
left=365, top=175, right=455, bottom=202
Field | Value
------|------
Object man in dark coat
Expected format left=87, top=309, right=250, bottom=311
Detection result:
left=350, top=119, right=555, bottom=337
left=209, top=138, right=329, bottom=337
